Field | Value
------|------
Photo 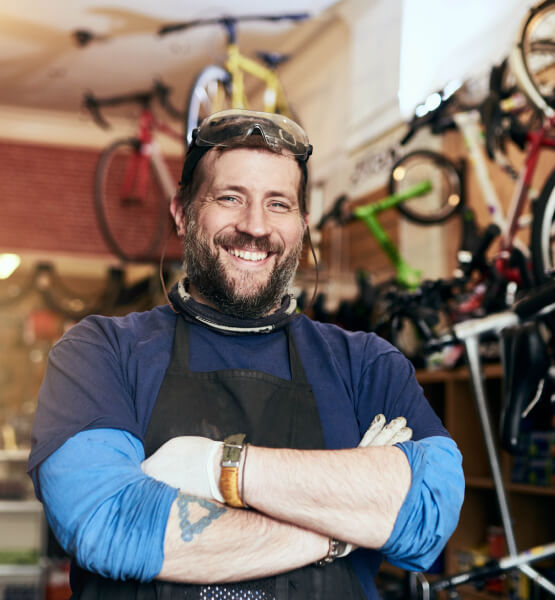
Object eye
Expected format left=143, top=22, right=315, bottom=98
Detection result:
left=218, top=195, right=240, bottom=205
left=268, top=199, right=293, bottom=212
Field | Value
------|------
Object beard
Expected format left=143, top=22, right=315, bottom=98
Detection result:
left=183, top=218, right=303, bottom=319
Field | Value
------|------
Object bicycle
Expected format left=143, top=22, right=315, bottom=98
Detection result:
left=157, top=14, right=309, bottom=145
left=389, top=71, right=555, bottom=291
left=316, top=179, right=464, bottom=291
left=411, top=279, right=555, bottom=599
left=84, top=81, right=183, bottom=263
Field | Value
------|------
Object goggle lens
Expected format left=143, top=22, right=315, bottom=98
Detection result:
left=193, top=109, right=312, bottom=161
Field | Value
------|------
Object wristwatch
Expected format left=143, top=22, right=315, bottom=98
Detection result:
left=315, top=538, right=348, bottom=566
left=220, top=433, right=247, bottom=508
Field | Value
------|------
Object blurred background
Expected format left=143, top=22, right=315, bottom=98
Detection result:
left=0, top=1, right=552, bottom=598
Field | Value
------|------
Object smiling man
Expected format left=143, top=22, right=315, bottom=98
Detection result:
left=29, top=109, right=464, bottom=599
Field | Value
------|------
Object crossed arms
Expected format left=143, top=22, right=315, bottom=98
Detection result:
left=37, top=425, right=463, bottom=584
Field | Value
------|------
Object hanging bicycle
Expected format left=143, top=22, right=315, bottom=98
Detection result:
left=84, top=82, right=182, bottom=263
left=157, top=14, right=309, bottom=145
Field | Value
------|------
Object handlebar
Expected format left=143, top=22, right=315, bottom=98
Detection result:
left=159, top=13, right=310, bottom=37
left=83, top=80, right=182, bottom=129
left=315, top=195, right=353, bottom=230
left=513, top=279, right=555, bottom=320
left=400, top=94, right=458, bottom=145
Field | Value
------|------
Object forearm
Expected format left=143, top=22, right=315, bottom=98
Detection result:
left=158, top=492, right=328, bottom=583
left=242, top=445, right=412, bottom=548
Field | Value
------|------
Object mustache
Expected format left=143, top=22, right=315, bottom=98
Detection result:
left=213, top=232, right=284, bottom=255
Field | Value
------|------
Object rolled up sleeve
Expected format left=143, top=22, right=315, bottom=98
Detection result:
left=381, top=436, right=465, bottom=571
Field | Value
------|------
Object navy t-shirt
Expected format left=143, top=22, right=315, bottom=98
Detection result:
left=29, top=305, right=448, bottom=472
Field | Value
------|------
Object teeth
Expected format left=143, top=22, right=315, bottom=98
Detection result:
left=229, top=248, right=268, bottom=261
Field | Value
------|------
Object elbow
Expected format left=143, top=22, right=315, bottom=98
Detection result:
left=46, top=477, right=175, bottom=582
left=381, top=437, right=465, bottom=571
left=76, top=479, right=174, bottom=581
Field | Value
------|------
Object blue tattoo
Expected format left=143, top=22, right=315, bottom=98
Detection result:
left=177, top=493, right=226, bottom=542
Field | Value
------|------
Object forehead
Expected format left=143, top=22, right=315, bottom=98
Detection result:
left=197, top=147, right=301, bottom=196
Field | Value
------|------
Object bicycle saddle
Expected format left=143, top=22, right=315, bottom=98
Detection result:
left=500, top=322, right=550, bottom=453
left=256, top=51, right=291, bottom=68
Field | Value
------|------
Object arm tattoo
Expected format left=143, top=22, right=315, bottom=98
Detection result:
left=177, top=492, right=226, bottom=543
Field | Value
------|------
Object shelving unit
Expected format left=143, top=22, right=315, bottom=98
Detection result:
left=414, top=364, right=555, bottom=599
left=0, top=449, right=46, bottom=599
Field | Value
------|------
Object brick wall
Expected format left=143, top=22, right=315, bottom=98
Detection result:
left=0, top=140, right=184, bottom=260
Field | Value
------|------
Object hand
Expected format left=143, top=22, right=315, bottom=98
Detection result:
left=359, top=414, right=413, bottom=447
left=336, top=414, right=413, bottom=559
left=141, top=436, right=224, bottom=502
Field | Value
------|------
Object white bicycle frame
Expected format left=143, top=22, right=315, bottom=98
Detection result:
left=452, top=110, right=532, bottom=259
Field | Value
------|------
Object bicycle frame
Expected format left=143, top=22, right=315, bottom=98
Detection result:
left=225, top=44, right=291, bottom=115
left=353, top=180, right=432, bottom=289
left=123, top=108, right=181, bottom=205
left=453, top=110, right=555, bottom=284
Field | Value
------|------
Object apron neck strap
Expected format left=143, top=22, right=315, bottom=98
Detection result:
left=168, top=279, right=298, bottom=336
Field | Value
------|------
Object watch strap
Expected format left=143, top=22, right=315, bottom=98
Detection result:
left=220, top=433, right=247, bottom=508
left=315, top=538, right=348, bottom=566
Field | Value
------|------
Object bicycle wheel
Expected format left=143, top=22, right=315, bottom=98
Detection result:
left=94, top=138, right=169, bottom=263
left=531, top=168, right=555, bottom=283
left=185, top=65, right=232, bottom=147
left=388, top=150, right=463, bottom=225
left=519, top=0, right=555, bottom=110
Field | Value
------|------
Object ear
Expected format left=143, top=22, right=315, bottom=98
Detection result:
left=170, top=195, right=186, bottom=237
left=302, top=212, right=309, bottom=231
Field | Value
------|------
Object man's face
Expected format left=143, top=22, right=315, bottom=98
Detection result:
left=175, top=148, right=307, bottom=318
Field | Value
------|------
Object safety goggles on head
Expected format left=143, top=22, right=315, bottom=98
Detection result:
left=191, top=109, right=313, bottom=162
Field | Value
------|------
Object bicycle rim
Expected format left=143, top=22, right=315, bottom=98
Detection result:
left=520, top=0, right=555, bottom=109
left=389, top=150, right=463, bottom=224
left=94, top=138, right=169, bottom=263
left=531, top=169, right=555, bottom=283
left=185, top=65, right=232, bottom=147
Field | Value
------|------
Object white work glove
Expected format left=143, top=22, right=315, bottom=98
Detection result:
left=335, top=414, right=413, bottom=559
left=141, top=436, right=225, bottom=502
left=359, top=413, right=413, bottom=448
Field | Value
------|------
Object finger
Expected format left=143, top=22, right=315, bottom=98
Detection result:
left=388, top=426, right=413, bottom=445
left=359, top=414, right=386, bottom=447
left=371, top=416, right=407, bottom=446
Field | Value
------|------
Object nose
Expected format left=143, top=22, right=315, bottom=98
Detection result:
left=236, top=201, right=271, bottom=237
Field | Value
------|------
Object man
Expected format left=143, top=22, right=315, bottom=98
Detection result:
left=29, top=109, right=464, bottom=599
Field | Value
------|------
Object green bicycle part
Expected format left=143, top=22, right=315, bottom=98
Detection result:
left=353, top=180, right=432, bottom=218
left=353, top=180, right=431, bottom=289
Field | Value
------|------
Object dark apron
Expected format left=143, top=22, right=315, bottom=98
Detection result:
left=72, top=316, right=366, bottom=599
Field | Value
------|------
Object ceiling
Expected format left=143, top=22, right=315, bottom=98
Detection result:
left=0, top=0, right=338, bottom=117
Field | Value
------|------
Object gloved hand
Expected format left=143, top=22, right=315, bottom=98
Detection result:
left=141, top=436, right=225, bottom=502
left=335, top=414, right=413, bottom=559
left=359, top=413, right=413, bottom=447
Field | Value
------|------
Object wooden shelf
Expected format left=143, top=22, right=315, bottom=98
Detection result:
left=406, top=365, right=555, bottom=600
left=415, top=363, right=503, bottom=384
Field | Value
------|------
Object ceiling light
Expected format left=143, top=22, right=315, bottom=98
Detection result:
left=0, top=254, right=21, bottom=279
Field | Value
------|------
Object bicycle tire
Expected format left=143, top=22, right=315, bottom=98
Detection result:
left=94, top=138, right=169, bottom=263
left=185, top=65, right=232, bottom=147
left=519, top=0, right=555, bottom=110
left=531, top=168, right=555, bottom=283
left=388, top=150, right=464, bottom=224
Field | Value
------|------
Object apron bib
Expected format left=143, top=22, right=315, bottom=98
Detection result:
left=72, top=316, right=366, bottom=600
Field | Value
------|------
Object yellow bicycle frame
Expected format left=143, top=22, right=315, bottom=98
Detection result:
left=224, top=43, right=293, bottom=117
